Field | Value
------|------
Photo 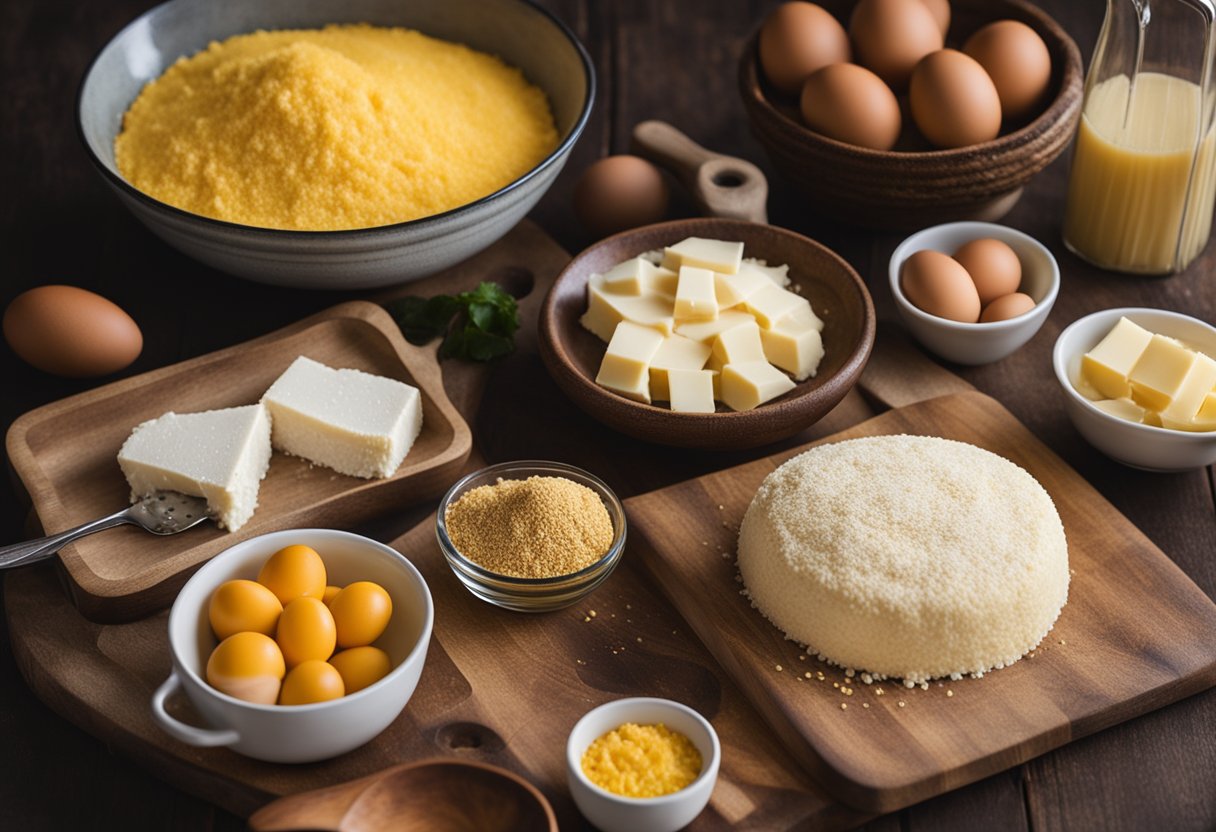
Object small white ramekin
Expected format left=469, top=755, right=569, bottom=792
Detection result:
left=1052, top=307, right=1216, bottom=472
left=566, top=697, right=721, bottom=832
left=151, top=528, right=433, bottom=763
left=889, top=221, right=1060, bottom=365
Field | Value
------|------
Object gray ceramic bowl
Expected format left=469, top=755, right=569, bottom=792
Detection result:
left=77, top=0, right=594, bottom=289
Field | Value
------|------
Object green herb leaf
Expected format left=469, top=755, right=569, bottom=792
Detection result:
left=384, top=281, right=519, bottom=361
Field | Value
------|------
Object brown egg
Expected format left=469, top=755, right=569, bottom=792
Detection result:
left=800, top=63, right=902, bottom=151
left=3, top=285, right=142, bottom=377
left=964, top=20, right=1052, bottom=122
left=980, top=292, right=1036, bottom=322
left=953, top=238, right=1022, bottom=305
left=901, top=250, right=981, bottom=322
left=849, top=0, right=943, bottom=91
left=909, top=49, right=1002, bottom=148
left=759, top=2, right=851, bottom=96
left=573, top=155, right=670, bottom=239
left=918, top=0, right=951, bottom=37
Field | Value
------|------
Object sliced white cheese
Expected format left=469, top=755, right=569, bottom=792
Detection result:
left=661, top=237, right=745, bottom=275
left=595, top=321, right=665, bottom=404
left=667, top=369, right=717, bottom=413
left=720, top=361, right=796, bottom=412
left=649, top=334, right=712, bottom=401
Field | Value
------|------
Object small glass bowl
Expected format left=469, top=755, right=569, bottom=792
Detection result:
left=436, top=460, right=626, bottom=612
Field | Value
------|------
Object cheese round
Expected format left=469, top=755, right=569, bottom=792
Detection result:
left=738, top=435, right=1069, bottom=683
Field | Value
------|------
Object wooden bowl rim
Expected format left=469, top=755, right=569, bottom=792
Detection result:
left=539, top=218, right=876, bottom=426
left=738, top=0, right=1084, bottom=162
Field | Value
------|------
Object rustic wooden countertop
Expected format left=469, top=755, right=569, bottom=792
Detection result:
left=1, top=0, right=1213, bottom=829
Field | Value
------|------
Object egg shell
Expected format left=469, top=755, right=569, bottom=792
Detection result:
left=279, top=660, right=345, bottom=706
left=901, top=250, right=981, bottom=322
left=329, top=581, right=393, bottom=649
left=759, top=2, right=851, bottom=95
left=329, top=646, right=393, bottom=694
left=208, top=579, right=283, bottom=641
left=322, top=585, right=342, bottom=606
left=800, top=63, right=902, bottom=151
left=980, top=292, right=1036, bottom=322
left=849, top=0, right=943, bottom=91
left=276, top=596, right=338, bottom=668
left=918, top=0, right=950, bottom=37
left=964, top=20, right=1052, bottom=122
left=953, top=238, right=1022, bottom=305
left=258, top=544, right=327, bottom=606
left=573, top=156, right=670, bottom=239
left=909, top=49, right=1002, bottom=149
left=3, top=285, right=142, bottom=378
left=206, top=632, right=285, bottom=705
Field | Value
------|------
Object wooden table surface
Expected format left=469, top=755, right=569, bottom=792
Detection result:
left=1, top=0, right=1213, bottom=829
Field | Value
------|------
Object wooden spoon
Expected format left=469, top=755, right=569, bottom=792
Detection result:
left=630, top=120, right=769, bottom=223
left=248, top=759, right=558, bottom=832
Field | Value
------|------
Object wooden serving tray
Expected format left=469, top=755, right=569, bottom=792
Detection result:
left=625, top=391, right=1216, bottom=814
left=6, top=301, right=472, bottom=622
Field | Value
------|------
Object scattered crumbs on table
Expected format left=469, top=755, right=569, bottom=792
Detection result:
left=775, top=664, right=783, bottom=672
left=804, top=672, right=812, bottom=679
left=898, top=701, right=906, bottom=708
left=840, top=702, right=847, bottom=710
left=946, top=690, right=954, bottom=698
left=589, top=610, right=597, bottom=618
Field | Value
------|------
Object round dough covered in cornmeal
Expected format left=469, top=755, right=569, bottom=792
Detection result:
left=738, top=435, right=1069, bottom=683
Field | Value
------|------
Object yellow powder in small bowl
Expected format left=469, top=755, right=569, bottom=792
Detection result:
left=581, top=723, right=703, bottom=798
left=114, top=24, right=558, bottom=231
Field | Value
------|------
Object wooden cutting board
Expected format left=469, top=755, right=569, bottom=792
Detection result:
left=625, top=391, right=1216, bottom=815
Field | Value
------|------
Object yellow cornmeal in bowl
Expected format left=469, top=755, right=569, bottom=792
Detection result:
left=114, top=24, right=559, bottom=231
left=581, top=723, right=703, bottom=798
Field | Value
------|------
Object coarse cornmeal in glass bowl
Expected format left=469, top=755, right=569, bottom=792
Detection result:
left=435, top=460, right=626, bottom=612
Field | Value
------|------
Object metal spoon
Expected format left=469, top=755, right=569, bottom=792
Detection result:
left=0, top=491, right=214, bottom=570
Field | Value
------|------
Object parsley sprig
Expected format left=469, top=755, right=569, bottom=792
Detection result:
left=384, top=282, right=519, bottom=362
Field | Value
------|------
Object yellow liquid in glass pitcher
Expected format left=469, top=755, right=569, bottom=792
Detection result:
left=1064, top=72, right=1216, bottom=274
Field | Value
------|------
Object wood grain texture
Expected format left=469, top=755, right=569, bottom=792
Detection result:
left=538, top=217, right=875, bottom=448
left=6, top=302, right=472, bottom=622
left=626, top=392, right=1216, bottom=813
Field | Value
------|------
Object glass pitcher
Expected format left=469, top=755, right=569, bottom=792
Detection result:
left=1063, top=0, right=1216, bottom=274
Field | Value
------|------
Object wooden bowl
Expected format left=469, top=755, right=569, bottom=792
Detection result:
left=738, top=0, right=1083, bottom=229
left=538, top=219, right=875, bottom=449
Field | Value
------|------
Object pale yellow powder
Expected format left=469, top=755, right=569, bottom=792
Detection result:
left=114, top=25, right=558, bottom=230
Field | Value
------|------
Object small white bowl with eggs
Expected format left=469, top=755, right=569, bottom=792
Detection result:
left=889, top=221, right=1060, bottom=365
left=151, top=528, right=433, bottom=763
left=1052, top=307, right=1216, bottom=472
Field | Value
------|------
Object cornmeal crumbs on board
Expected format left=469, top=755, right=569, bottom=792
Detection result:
left=115, top=25, right=558, bottom=230
left=444, top=476, right=613, bottom=578
left=581, top=723, right=702, bottom=798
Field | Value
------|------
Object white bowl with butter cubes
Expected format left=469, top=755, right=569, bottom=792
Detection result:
left=539, top=219, right=875, bottom=449
left=1053, top=307, right=1216, bottom=471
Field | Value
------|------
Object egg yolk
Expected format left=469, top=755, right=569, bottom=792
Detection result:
left=276, top=596, right=337, bottom=668
left=258, top=544, right=327, bottom=605
left=329, top=581, right=393, bottom=648
left=279, top=660, right=346, bottom=706
left=206, top=632, right=286, bottom=705
left=208, top=579, right=283, bottom=641
left=329, top=646, right=393, bottom=694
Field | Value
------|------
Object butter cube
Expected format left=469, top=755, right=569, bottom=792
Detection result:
left=1081, top=317, right=1153, bottom=400
left=712, top=320, right=766, bottom=365
left=667, top=369, right=717, bottom=413
left=1189, top=389, right=1216, bottom=431
left=714, top=266, right=771, bottom=309
left=1159, top=352, right=1216, bottom=429
left=649, top=334, right=712, bottom=401
left=581, top=276, right=676, bottom=341
left=745, top=284, right=809, bottom=329
left=661, top=237, right=745, bottom=275
left=742, top=258, right=791, bottom=287
left=676, top=310, right=754, bottom=344
left=1129, top=334, right=1199, bottom=412
left=600, top=258, right=650, bottom=295
left=761, top=323, right=825, bottom=381
left=674, top=266, right=719, bottom=322
left=646, top=266, right=679, bottom=300
left=720, top=361, right=796, bottom=411
left=1091, top=397, right=1150, bottom=424
left=595, top=322, right=665, bottom=403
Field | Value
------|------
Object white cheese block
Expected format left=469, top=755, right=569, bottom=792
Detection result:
left=674, top=266, right=719, bottom=322
left=118, top=404, right=272, bottom=531
left=714, top=267, right=771, bottom=309
left=720, top=361, right=796, bottom=411
left=661, top=237, right=745, bottom=275
left=745, top=284, right=810, bottom=329
left=741, top=258, right=791, bottom=287
left=600, top=257, right=651, bottom=295
left=761, top=320, right=825, bottom=381
left=649, top=334, right=712, bottom=401
left=581, top=275, right=676, bottom=341
left=674, top=310, right=755, bottom=344
left=595, top=321, right=665, bottom=403
left=667, top=369, right=717, bottom=413
left=262, top=357, right=423, bottom=479
left=1081, top=316, right=1153, bottom=400
left=711, top=320, right=766, bottom=365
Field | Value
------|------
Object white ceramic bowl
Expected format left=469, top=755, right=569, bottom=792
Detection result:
left=566, top=697, right=721, bottom=832
left=77, top=0, right=594, bottom=289
left=889, top=221, right=1060, bottom=365
left=1052, top=307, right=1216, bottom=472
left=151, top=528, right=433, bottom=763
